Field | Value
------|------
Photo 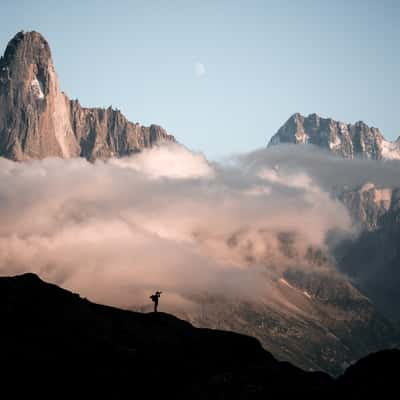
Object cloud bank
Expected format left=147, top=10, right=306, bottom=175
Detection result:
left=3, top=143, right=390, bottom=312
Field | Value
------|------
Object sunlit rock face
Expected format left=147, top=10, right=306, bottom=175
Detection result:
left=0, top=31, right=175, bottom=161
left=268, top=113, right=400, bottom=160
left=338, top=183, right=397, bottom=231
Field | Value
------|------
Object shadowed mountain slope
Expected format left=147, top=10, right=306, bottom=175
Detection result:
left=0, top=273, right=398, bottom=398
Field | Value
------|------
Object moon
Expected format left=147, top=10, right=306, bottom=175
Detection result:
left=194, top=62, right=206, bottom=78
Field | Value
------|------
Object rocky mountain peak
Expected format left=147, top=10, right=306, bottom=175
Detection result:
left=2, top=31, right=51, bottom=67
left=268, top=113, right=400, bottom=160
left=1, top=31, right=53, bottom=98
left=0, top=31, right=175, bottom=161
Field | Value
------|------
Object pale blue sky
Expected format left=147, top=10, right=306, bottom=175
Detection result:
left=1, top=0, right=399, bottom=159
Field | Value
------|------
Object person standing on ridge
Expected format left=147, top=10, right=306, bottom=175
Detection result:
left=150, top=291, right=162, bottom=312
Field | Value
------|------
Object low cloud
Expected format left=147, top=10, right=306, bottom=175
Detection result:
left=2, top=143, right=388, bottom=312
left=240, top=144, right=400, bottom=190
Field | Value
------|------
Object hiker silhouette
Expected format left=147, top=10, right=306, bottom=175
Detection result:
left=150, top=291, right=162, bottom=312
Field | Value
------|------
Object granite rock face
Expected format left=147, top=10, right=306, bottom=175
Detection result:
left=268, top=113, right=400, bottom=160
left=338, top=183, right=397, bottom=231
left=0, top=31, right=175, bottom=161
left=335, top=184, right=400, bottom=320
left=69, top=100, right=174, bottom=161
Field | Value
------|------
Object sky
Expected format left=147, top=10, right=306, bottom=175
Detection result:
left=1, top=0, right=399, bottom=159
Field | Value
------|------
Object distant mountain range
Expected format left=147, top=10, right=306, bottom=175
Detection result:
left=268, top=113, right=400, bottom=322
left=0, top=273, right=398, bottom=398
left=0, top=31, right=175, bottom=161
left=268, top=112, right=400, bottom=160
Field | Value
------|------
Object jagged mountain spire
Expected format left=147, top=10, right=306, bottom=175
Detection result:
left=0, top=31, right=79, bottom=159
left=0, top=31, right=175, bottom=161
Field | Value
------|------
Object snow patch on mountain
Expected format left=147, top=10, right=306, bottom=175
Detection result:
left=379, top=139, right=400, bottom=160
left=303, top=291, right=312, bottom=299
left=329, top=134, right=342, bottom=150
left=31, top=78, right=44, bottom=99
left=279, top=278, right=294, bottom=289
left=279, top=278, right=313, bottom=300
left=295, top=131, right=309, bottom=144
left=361, top=182, right=376, bottom=192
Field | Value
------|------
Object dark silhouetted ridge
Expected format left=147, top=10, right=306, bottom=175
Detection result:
left=0, top=273, right=398, bottom=398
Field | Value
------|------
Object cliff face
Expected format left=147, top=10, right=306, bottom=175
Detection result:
left=0, top=31, right=175, bottom=161
left=0, top=31, right=79, bottom=160
left=338, top=183, right=398, bottom=231
left=335, top=184, right=400, bottom=320
left=69, top=100, right=174, bottom=160
left=268, top=113, right=400, bottom=160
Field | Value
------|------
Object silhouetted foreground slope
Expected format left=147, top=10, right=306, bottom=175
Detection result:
left=0, top=273, right=398, bottom=398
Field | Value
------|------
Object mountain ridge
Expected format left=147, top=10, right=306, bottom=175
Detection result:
left=1, top=272, right=398, bottom=398
left=0, top=31, right=175, bottom=161
left=0, top=272, right=329, bottom=398
left=268, top=112, right=400, bottom=160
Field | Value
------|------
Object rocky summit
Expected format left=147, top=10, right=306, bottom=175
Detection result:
left=267, top=115, right=400, bottom=322
left=0, top=31, right=175, bottom=161
left=268, top=113, right=400, bottom=160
